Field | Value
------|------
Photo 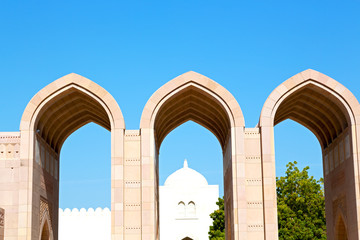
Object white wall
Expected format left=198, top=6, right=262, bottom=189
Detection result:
left=58, top=208, right=111, bottom=240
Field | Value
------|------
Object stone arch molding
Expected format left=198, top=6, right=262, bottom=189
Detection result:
left=20, top=73, right=125, bottom=133
left=260, top=69, right=360, bottom=130
left=140, top=71, right=245, bottom=132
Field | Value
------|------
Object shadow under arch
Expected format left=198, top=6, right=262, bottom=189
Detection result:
left=140, top=71, right=245, bottom=240
left=39, top=208, right=53, bottom=240
left=259, top=69, right=360, bottom=240
left=19, top=73, right=125, bottom=239
left=335, top=210, right=348, bottom=240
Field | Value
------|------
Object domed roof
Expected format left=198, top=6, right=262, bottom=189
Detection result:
left=164, top=159, right=208, bottom=187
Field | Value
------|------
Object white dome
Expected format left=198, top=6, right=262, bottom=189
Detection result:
left=164, top=159, right=208, bottom=187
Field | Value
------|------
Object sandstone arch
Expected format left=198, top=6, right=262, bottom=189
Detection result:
left=259, top=69, right=360, bottom=240
left=140, top=71, right=245, bottom=239
left=19, top=73, right=125, bottom=239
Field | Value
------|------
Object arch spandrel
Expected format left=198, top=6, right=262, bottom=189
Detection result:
left=140, top=71, right=245, bottom=130
left=260, top=69, right=360, bottom=129
left=20, top=73, right=125, bottom=133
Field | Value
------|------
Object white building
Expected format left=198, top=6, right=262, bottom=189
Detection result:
left=58, top=159, right=219, bottom=240
left=159, top=159, right=219, bottom=240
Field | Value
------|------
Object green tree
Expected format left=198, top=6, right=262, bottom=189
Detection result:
left=277, top=161, right=326, bottom=240
left=209, top=197, right=225, bottom=240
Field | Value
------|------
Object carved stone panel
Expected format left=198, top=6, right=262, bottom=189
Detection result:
left=40, top=198, right=53, bottom=235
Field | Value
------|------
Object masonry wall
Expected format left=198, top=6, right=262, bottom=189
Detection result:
left=0, top=133, right=21, bottom=239
left=33, top=133, right=60, bottom=239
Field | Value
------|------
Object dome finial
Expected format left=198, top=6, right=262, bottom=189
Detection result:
left=184, top=159, right=188, bottom=168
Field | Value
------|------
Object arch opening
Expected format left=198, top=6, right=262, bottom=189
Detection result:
left=274, top=83, right=349, bottom=149
left=159, top=121, right=222, bottom=240
left=143, top=71, right=244, bottom=240
left=275, top=120, right=326, bottom=239
left=34, top=87, right=112, bottom=238
left=260, top=70, right=359, bottom=240
left=273, top=83, right=351, bottom=238
left=35, top=87, right=111, bottom=153
left=154, top=84, right=231, bottom=152
left=20, top=74, right=124, bottom=240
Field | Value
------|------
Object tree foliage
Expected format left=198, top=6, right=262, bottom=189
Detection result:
left=209, top=197, right=225, bottom=240
left=209, top=161, right=326, bottom=239
left=277, top=161, right=326, bottom=240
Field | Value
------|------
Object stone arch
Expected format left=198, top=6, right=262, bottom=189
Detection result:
left=140, top=71, right=245, bottom=239
left=19, top=73, right=125, bottom=239
left=259, top=69, right=360, bottom=240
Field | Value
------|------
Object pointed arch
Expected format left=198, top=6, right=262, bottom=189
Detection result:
left=140, top=71, right=245, bottom=239
left=140, top=71, right=244, bottom=150
left=260, top=69, right=359, bottom=138
left=19, top=73, right=125, bottom=239
left=20, top=73, right=125, bottom=152
left=259, top=69, right=360, bottom=240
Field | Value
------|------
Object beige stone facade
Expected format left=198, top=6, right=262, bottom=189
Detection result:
left=0, top=69, right=359, bottom=239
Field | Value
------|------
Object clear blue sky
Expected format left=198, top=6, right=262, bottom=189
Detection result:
left=0, top=1, right=359, bottom=209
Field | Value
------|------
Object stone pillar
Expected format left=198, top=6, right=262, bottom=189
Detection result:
left=0, top=208, right=4, bottom=240
left=123, top=130, right=142, bottom=239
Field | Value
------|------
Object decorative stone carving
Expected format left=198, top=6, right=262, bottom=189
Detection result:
left=40, top=198, right=53, bottom=234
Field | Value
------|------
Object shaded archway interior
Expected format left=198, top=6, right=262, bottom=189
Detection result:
left=274, top=83, right=349, bottom=149
left=40, top=221, right=50, bottom=240
left=35, top=87, right=111, bottom=153
left=336, top=215, right=347, bottom=240
left=154, top=85, right=231, bottom=152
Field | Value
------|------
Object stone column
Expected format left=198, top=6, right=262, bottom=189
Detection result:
left=0, top=208, right=4, bottom=240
